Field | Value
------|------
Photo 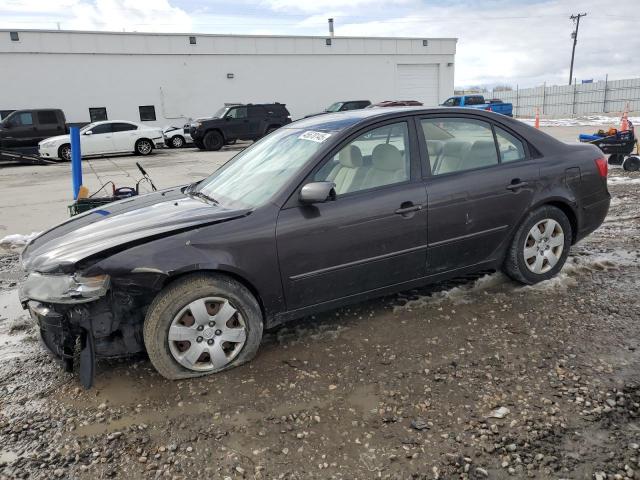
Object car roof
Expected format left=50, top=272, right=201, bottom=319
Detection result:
left=285, top=107, right=567, bottom=153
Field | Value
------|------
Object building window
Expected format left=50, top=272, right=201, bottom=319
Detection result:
left=325, top=38, right=332, bottom=46
left=423, top=39, right=428, bottom=46
left=139, top=105, right=156, bottom=122
left=189, top=36, right=196, bottom=45
left=89, top=107, right=108, bottom=122
left=10, top=32, right=19, bottom=42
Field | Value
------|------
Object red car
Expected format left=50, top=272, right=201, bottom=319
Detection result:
left=367, top=100, right=424, bottom=108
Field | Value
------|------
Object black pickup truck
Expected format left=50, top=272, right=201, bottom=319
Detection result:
left=190, top=103, right=291, bottom=151
left=0, top=109, right=72, bottom=152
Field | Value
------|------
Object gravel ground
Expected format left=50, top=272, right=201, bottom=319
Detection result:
left=0, top=168, right=639, bottom=480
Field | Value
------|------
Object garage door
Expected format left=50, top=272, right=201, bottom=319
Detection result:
left=396, top=64, right=440, bottom=107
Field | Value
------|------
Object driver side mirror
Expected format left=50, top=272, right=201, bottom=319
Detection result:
left=299, top=181, right=336, bottom=204
left=84, top=130, right=93, bottom=135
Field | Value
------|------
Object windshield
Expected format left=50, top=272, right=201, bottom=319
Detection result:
left=213, top=107, right=230, bottom=118
left=195, top=128, right=327, bottom=209
left=325, top=102, right=344, bottom=112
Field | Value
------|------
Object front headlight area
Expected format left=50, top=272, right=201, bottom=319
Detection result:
left=20, top=272, right=110, bottom=304
left=39, top=140, right=57, bottom=148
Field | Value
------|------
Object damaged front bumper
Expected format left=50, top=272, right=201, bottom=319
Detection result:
left=22, top=284, right=148, bottom=389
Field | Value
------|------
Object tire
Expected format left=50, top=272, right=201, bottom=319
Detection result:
left=623, top=156, right=640, bottom=172
left=194, top=138, right=205, bottom=150
left=503, top=205, right=572, bottom=285
left=143, top=273, right=263, bottom=380
left=170, top=135, right=185, bottom=148
left=203, top=131, right=224, bottom=151
left=135, top=138, right=153, bottom=156
left=58, top=144, right=72, bottom=161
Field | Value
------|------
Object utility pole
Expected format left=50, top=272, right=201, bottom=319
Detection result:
left=568, top=13, right=587, bottom=85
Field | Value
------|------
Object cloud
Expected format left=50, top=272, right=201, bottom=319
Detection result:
left=1, top=0, right=192, bottom=32
left=1, top=0, right=639, bottom=86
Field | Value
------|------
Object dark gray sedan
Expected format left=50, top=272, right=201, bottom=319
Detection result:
left=19, top=108, right=610, bottom=387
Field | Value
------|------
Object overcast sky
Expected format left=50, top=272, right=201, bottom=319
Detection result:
left=2, top=0, right=638, bottom=88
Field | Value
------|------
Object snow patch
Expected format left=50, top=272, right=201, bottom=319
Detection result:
left=0, top=232, right=41, bottom=251
left=519, top=115, right=640, bottom=128
left=608, top=176, right=640, bottom=185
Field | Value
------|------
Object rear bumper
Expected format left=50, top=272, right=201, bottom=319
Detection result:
left=576, top=194, right=610, bottom=243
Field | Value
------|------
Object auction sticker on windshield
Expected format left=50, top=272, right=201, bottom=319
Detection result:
left=298, top=131, right=332, bottom=143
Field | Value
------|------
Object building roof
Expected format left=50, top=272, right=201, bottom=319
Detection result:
left=0, top=29, right=457, bottom=56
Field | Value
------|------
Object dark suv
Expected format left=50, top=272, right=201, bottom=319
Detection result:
left=190, top=103, right=291, bottom=151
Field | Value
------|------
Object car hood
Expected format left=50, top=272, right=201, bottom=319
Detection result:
left=21, top=187, right=251, bottom=273
left=40, top=134, right=69, bottom=145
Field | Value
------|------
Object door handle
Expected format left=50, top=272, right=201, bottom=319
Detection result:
left=506, top=180, right=528, bottom=191
left=395, top=203, right=423, bottom=215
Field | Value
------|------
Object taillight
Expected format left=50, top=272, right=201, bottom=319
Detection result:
left=594, top=157, right=608, bottom=178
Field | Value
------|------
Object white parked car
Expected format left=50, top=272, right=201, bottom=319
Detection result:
left=163, top=125, right=192, bottom=148
left=38, top=121, right=165, bottom=161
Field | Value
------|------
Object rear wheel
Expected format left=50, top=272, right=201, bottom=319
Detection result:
left=58, top=144, right=72, bottom=161
left=144, top=273, right=263, bottom=380
left=503, top=206, right=572, bottom=285
left=623, top=156, right=640, bottom=172
left=203, top=131, right=224, bottom=151
left=135, top=138, right=153, bottom=156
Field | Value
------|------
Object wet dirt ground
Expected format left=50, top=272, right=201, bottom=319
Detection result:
left=1, top=168, right=640, bottom=479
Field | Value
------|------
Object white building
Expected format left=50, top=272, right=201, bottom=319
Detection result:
left=0, top=29, right=456, bottom=126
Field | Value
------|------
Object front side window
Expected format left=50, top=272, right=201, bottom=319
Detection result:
left=225, top=107, right=247, bottom=119
left=314, top=122, right=411, bottom=195
left=195, top=128, right=326, bottom=208
left=422, top=118, right=498, bottom=175
left=495, top=127, right=526, bottom=163
left=88, top=123, right=112, bottom=134
left=8, top=112, right=33, bottom=127
left=443, top=97, right=460, bottom=107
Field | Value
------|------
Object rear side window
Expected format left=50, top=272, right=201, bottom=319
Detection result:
left=139, top=105, right=156, bottom=122
left=112, top=122, right=138, bottom=132
left=267, top=105, right=289, bottom=117
left=421, top=118, right=498, bottom=175
left=495, top=127, right=526, bottom=163
left=37, top=111, right=58, bottom=124
left=466, top=96, right=485, bottom=105
left=248, top=105, right=266, bottom=117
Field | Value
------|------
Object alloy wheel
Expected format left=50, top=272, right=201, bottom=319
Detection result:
left=523, top=218, right=565, bottom=274
left=168, top=297, right=247, bottom=372
left=171, top=136, right=184, bottom=148
left=60, top=146, right=71, bottom=161
left=138, top=140, right=152, bottom=155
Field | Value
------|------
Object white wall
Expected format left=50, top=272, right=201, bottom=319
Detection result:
left=0, top=30, right=456, bottom=126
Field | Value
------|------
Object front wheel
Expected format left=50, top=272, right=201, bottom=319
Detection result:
left=58, top=144, right=72, bottom=161
left=170, top=135, right=185, bottom=148
left=203, top=131, right=224, bottom=151
left=135, top=138, right=153, bottom=156
left=503, top=206, right=572, bottom=285
left=143, top=273, right=263, bottom=380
